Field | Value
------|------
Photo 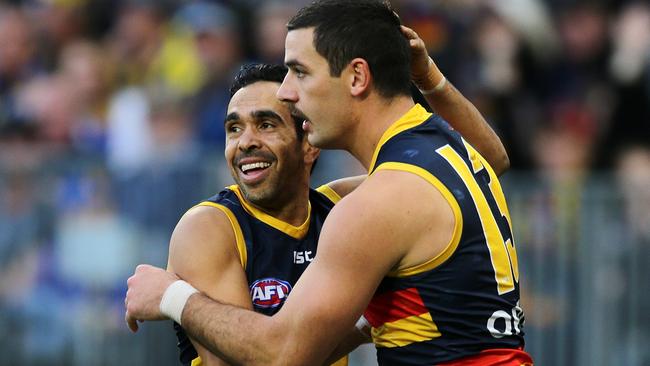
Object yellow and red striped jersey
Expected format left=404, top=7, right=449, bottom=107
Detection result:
left=364, top=104, right=532, bottom=365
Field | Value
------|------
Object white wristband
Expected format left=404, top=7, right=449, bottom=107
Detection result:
left=419, top=75, right=447, bottom=95
left=160, top=280, right=198, bottom=325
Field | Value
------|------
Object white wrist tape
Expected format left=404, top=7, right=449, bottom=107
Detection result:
left=355, top=315, right=371, bottom=336
left=419, top=75, right=447, bottom=95
left=160, top=280, right=198, bottom=325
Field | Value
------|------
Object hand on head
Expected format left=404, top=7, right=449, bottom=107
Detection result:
left=400, top=25, right=444, bottom=91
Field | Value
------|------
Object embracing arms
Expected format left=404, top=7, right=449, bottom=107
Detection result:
left=126, top=170, right=453, bottom=365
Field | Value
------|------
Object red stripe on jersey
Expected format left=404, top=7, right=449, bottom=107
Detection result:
left=438, top=348, right=533, bottom=366
left=364, top=287, right=429, bottom=327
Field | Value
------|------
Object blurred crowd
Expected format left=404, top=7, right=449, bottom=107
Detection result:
left=0, top=0, right=649, bottom=171
left=0, top=0, right=649, bottom=364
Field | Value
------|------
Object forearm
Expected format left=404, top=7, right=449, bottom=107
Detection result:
left=191, top=338, right=233, bottom=366
left=322, top=326, right=371, bottom=366
left=181, top=293, right=280, bottom=366
left=402, top=24, right=508, bottom=175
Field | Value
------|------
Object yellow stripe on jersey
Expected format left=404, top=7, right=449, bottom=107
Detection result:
left=193, top=353, right=347, bottom=365
left=462, top=141, right=519, bottom=284
left=229, top=185, right=312, bottom=240
left=436, top=145, right=517, bottom=294
left=373, top=162, right=463, bottom=277
left=462, top=139, right=485, bottom=174
left=196, top=202, right=247, bottom=270
left=371, top=312, right=441, bottom=348
left=316, top=184, right=343, bottom=204
left=368, top=104, right=432, bottom=173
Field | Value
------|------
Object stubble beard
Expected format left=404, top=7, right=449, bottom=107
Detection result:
left=237, top=178, right=279, bottom=208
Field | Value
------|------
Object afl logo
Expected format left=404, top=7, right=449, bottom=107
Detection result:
left=250, top=278, right=292, bottom=308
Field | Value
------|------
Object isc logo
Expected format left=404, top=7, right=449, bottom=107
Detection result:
left=293, top=250, right=314, bottom=264
left=250, top=278, right=292, bottom=308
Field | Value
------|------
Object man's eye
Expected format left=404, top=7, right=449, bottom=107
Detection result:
left=292, top=68, right=305, bottom=78
left=260, top=122, right=274, bottom=129
left=228, top=125, right=242, bottom=133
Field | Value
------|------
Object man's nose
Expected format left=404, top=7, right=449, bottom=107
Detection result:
left=238, top=127, right=261, bottom=151
left=277, top=74, right=298, bottom=103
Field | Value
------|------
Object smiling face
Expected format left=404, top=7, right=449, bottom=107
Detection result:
left=277, top=27, right=353, bottom=149
left=225, top=81, right=311, bottom=208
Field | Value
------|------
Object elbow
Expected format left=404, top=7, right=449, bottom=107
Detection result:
left=493, top=150, right=510, bottom=176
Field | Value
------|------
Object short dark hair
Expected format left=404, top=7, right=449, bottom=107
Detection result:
left=287, top=0, right=411, bottom=98
left=229, top=63, right=287, bottom=97
left=229, top=63, right=304, bottom=140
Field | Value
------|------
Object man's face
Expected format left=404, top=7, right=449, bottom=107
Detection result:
left=225, top=81, right=306, bottom=207
left=277, top=28, right=351, bottom=149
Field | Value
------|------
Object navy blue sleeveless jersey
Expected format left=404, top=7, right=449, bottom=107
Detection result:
left=363, top=105, right=529, bottom=365
left=174, top=184, right=345, bottom=366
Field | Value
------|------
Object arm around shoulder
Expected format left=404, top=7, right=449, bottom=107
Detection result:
left=177, top=180, right=410, bottom=365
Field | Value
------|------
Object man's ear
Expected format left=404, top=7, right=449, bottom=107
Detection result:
left=303, top=139, right=320, bottom=167
left=347, top=58, right=371, bottom=97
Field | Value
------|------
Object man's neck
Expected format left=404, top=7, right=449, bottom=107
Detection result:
left=347, top=95, right=416, bottom=170
left=245, top=185, right=311, bottom=227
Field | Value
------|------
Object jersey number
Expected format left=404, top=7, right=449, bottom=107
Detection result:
left=436, top=143, right=519, bottom=295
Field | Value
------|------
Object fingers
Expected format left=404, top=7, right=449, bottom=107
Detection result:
left=125, top=311, right=140, bottom=333
left=124, top=289, right=139, bottom=332
left=400, top=25, right=426, bottom=51
left=125, top=265, right=152, bottom=333
left=400, top=25, right=417, bottom=40
left=135, top=263, right=153, bottom=273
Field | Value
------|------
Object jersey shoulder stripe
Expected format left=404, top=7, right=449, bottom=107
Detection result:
left=373, top=162, right=463, bottom=276
left=194, top=201, right=247, bottom=269
left=315, top=184, right=342, bottom=204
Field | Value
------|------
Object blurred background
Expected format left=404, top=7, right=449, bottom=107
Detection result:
left=0, top=0, right=648, bottom=365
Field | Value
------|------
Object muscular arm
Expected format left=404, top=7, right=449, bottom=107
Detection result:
left=170, top=171, right=452, bottom=365
left=167, top=206, right=252, bottom=366
left=402, top=25, right=510, bottom=175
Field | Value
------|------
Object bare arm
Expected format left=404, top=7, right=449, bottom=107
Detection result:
left=402, top=25, right=510, bottom=175
left=323, top=326, right=371, bottom=365
left=125, top=173, right=437, bottom=364
left=167, top=206, right=252, bottom=366
left=158, top=171, right=451, bottom=365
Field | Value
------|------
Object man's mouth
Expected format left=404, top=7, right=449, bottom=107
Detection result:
left=236, top=156, right=274, bottom=185
left=240, top=161, right=272, bottom=174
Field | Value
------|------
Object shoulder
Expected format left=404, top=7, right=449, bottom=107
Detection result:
left=330, top=168, right=455, bottom=244
left=173, top=204, right=237, bottom=243
left=325, top=168, right=457, bottom=272
left=320, top=171, right=429, bottom=251
left=168, top=204, right=243, bottom=273
left=168, top=201, right=253, bottom=319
